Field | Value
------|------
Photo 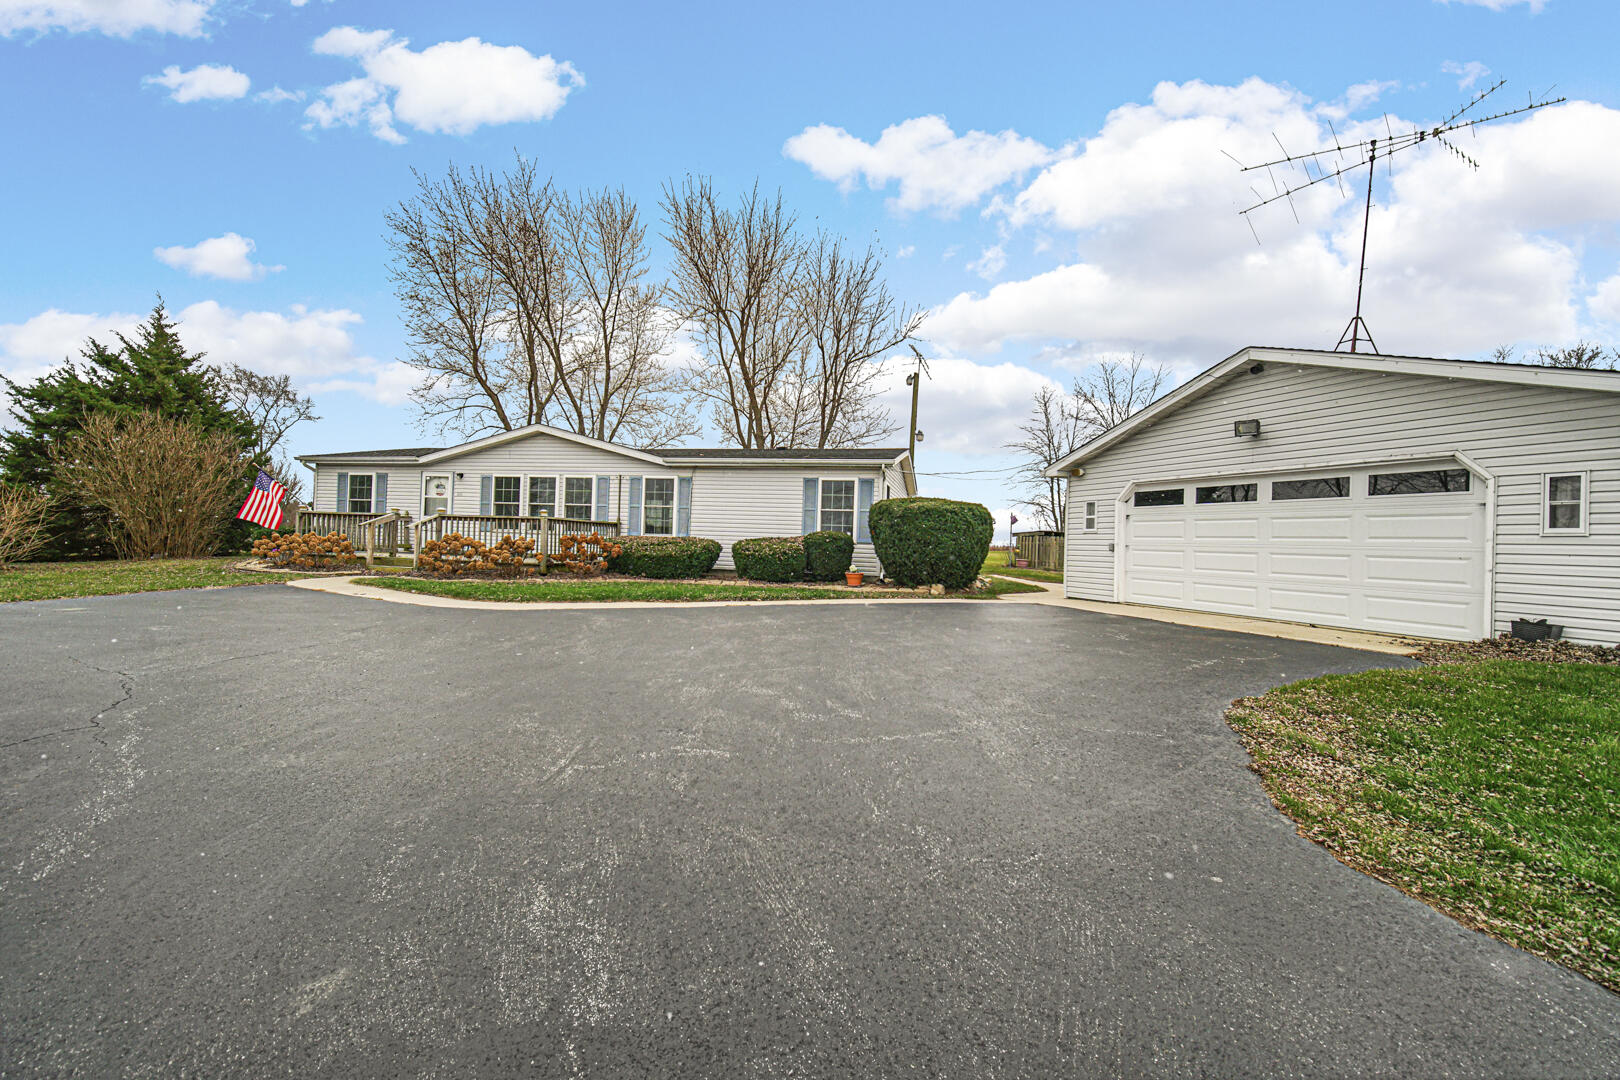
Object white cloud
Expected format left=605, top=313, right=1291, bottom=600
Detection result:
left=143, top=62, right=250, bottom=103
left=895, top=245, right=915, bottom=259
left=0, top=0, right=215, bottom=37
left=1589, top=274, right=1620, bottom=324
left=0, top=302, right=411, bottom=409
left=927, top=81, right=1620, bottom=361
left=967, top=244, right=1006, bottom=280
left=783, top=115, right=1057, bottom=215
left=154, top=233, right=281, bottom=281
left=1441, top=60, right=1491, bottom=89
left=256, top=85, right=304, bottom=105
left=1437, top=0, right=1546, bottom=11
left=874, top=353, right=1058, bottom=456
left=305, top=26, right=584, bottom=143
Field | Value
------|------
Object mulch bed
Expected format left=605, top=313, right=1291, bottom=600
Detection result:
left=1414, top=636, right=1620, bottom=666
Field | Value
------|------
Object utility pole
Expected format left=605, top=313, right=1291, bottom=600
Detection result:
left=906, top=344, right=928, bottom=465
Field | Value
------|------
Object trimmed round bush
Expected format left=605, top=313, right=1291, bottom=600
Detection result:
left=803, top=529, right=854, bottom=582
left=610, top=535, right=722, bottom=579
left=868, top=497, right=993, bottom=589
left=731, top=536, right=805, bottom=582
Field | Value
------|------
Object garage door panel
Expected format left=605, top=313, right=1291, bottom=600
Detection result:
left=1121, top=468, right=1484, bottom=641
left=1364, top=554, right=1477, bottom=589
left=1268, top=588, right=1353, bottom=620
left=1192, top=549, right=1257, bottom=574
left=1364, top=508, right=1480, bottom=543
left=1129, top=548, right=1186, bottom=571
left=1129, top=518, right=1186, bottom=540
left=1268, top=552, right=1352, bottom=582
left=1191, top=581, right=1260, bottom=609
left=1193, top=517, right=1260, bottom=541
left=1269, top=514, right=1353, bottom=542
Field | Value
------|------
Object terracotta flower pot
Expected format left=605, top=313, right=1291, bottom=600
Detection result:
left=845, top=571, right=864, bottom=586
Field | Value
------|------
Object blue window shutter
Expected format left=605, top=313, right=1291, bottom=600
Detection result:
left=595, top=476, right=611, bottom=522
left=676, top=476, right=692, bottom=536
left=374, top=473, right=388, bottom=512
left=479, top=475, right=493, bottom=515
left=856, top=478, right=874, bottom=543
left=627, top=477, right=643, bottom=535
left=335, top=472, right=349, bottom=512
left=802, top=478, right=819, bottom=534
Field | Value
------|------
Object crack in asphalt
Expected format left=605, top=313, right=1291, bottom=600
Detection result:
left=0, top=657, right=134, bottom=750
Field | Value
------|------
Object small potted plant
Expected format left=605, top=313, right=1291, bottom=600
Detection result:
left=844, top=564, right=864, bottom=587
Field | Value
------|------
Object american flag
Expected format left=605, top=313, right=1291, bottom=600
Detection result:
left=237, top=469, right=287, bottom=530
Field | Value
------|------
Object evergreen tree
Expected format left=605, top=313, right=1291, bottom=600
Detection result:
left=0, top=302, right=257, bottom=558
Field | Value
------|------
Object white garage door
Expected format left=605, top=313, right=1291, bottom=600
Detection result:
left=1121, top=464, right=1487, bottom=640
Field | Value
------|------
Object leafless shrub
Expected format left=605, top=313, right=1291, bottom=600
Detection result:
left=51, top=411, right=247, bottom=559
left=0, top=485, right=51, bottom=566
left=250, top=531, right=358, bottom=569
left=417, top=533, right=537, bottom=577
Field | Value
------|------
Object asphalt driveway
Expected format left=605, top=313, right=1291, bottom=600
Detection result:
left=1, top=586, right=1616, bottom=1078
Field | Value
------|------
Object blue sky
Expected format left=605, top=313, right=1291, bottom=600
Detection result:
left=3, top=0, right=1618, bottom=531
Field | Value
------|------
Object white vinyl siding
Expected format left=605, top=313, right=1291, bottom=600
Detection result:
left=1062, top=360, right=1620, bottom=645
left=686, top=467, right=887, bottom=573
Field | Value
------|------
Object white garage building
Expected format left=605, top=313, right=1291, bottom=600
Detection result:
left=1045, top=347, right=1620, bottom=644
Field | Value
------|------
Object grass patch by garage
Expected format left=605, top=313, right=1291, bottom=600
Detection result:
left=981, top=549, right=1062, bottom=583
left=0, top=557, right=298, bottom=603
left=364, top=576, right=1046, bottom=603
left=1228, top=658, right=1620, bottom=991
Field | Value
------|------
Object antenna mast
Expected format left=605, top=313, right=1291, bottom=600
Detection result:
left=1232, top=80, right=1564, bottom=353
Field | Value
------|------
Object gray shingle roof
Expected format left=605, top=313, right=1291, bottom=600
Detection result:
left=303, top=447, right=443, bottom=460
left=661, top=447, right=909, bottom=460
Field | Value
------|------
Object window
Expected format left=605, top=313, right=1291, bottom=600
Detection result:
left=1083, top=501, right=1097, bottom=531
left=1369, top=469, right=1470, bottom=496
left=1273, top=477, right=1348, bottom=501
left=819, top=478, right=856, bottom=535
left=1196, top=483, right=1258, bottom=504
left=1133, top=488, right=1184, bottom=507
left=492, top=476, right=522, bottom=517
left=527, top=476, right=556, bottom=518
left=346, top=473, right=373, bottom=514
left=644, top=477, right=676, bottom=535
left=563, top=477, right=594, bottom=520
left=1545, top=473, right=1587, bottom=534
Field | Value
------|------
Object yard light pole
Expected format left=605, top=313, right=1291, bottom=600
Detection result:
left=906, top=344, right=928, bottom=467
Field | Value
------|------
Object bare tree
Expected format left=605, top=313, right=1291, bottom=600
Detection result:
left=1005, top=354, right=1169, bottom=531
left=0, top=485, right=50, bottom=566
left=1532, top=342, right=1617, bottom=370
left=51, top=412, right=247, bottom=559
left=795, top=233, right=925, bottom=447
left=220, top=365, right=317, bottom=499
left=662, top=178, right=921, bottom=449
left=1071, top=353, right=1169, bottom=431
left=1005, top=385, right=1087, bottom=530
left=388, top=157, right=695, bottom=446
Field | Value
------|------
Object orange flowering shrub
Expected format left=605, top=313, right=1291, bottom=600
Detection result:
left=556, top=532, right=622, bottom=576
left=251, top=531, right=358, bottom=569
left=417, top=533, right=537, bottom=577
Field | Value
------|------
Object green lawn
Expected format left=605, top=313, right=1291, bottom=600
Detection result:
left=0, top=557, right=297, bottom=603
left=365, top=575, right=1047, bottom=603
left=1228, top=659, right=1620, bottom=991
left=981, top=548, right=1062, bottom=583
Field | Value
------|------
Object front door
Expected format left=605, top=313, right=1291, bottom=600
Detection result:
left=422, top=474, right=451, bottom=517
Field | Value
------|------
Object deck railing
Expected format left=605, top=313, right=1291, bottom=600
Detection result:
left=411, top=512, right=621, bottom=567
left=294, top=509, right=377, bottom=537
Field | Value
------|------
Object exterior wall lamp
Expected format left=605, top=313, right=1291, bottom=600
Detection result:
left=1233, top=419, right=1262, bottom=437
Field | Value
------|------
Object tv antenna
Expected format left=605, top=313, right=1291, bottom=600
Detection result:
left=1232, top=79, right=1565, bottom=353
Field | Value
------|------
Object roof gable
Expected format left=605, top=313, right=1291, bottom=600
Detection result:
left=1045, top=345, right=1620, bottom=476
left=415, top=423, right=667, bottom=466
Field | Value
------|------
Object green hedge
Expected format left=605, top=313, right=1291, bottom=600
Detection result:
left=803, top=530, right=854, bottom=582
left=732, top=536, right=805, bottom=582
left=868, top=498, right=993, bottom=589
left=610, top=536, right=722, bottom=579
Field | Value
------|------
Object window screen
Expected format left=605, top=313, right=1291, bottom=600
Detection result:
left=820, top=479, right=856, bottom=535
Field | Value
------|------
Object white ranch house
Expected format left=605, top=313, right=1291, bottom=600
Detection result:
left=1046, top=347, right=1620, bottom=645
left=296, top=425, right=916, bottom=573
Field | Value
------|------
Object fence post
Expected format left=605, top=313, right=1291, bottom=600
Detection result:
left=539, top=511, right=549, bottom=574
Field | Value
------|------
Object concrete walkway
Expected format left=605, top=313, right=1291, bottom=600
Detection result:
left=286, top=574, right=1423, bottom=655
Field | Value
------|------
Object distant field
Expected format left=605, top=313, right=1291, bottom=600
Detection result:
left=982, top=548, right=1062, bottom=584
